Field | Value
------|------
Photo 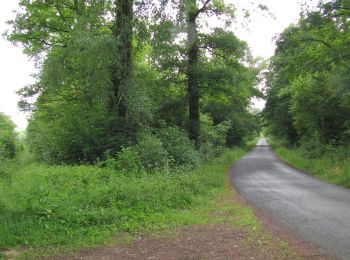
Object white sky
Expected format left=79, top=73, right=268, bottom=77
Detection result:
left=0, top=0, right=318, bottom=131
left=0, top=1, right=35, bottom=131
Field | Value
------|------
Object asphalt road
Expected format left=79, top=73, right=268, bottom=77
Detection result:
left=230, top=138, right=350, bottom=259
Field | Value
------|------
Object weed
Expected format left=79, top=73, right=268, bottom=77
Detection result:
left=269, top=137, right=350, bottom=188
left=0, top=148, right=249, bottom=256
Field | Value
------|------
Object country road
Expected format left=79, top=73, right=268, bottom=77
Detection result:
left=230, top=138, right=350, bottom=259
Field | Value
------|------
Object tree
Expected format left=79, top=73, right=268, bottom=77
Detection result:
left=6, top=0, right=138, bottom=162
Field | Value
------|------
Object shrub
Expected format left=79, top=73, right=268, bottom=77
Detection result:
left=299, top=133, right=333, bottom=158
left=158, top=127, right=199, bottom=167
left=226, top=112, right=260, bottom=147
left=200, top=115, right=230, bottom=158
left=135, top=132, right=169, bottom=172
left=0, top=159, right=15, bottom=180
left=116, top=146, right=145, bottom=174
left=0, top=113, right=16, bottom=159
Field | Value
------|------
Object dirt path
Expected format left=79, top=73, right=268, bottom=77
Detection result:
left=52, top=223, right=330, bottom=260
left=52, top=200, right=332, bottom=260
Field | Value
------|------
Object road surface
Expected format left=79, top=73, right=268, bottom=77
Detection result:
left=230, top=138, right=350, bottom=259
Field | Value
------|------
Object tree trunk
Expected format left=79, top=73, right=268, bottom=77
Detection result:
left=187, top=13, right=201, bottom=149
left=112, top=0, right=133, bottom=118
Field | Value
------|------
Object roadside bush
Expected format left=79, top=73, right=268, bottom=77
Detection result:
left=116, top=146, right=145, bottom=174
left=226, top=112, right=260, bottom=147
left=159, top=127, right=199, bottom=167
left=135, top=132, right=169, bottom=172
left=299, top=133, right=337, bottom=159
left=200, top=115, right=230, bottom=158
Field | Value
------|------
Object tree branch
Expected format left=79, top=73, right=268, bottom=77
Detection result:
left=298, top=38, right=332, bottom=48
left=199, top=45, right=230, bottom=63
left=53, top=2, right=67, bottom=23
left=193, top=0, right=212, bottom=19
left=332, top=5, right=350, bottom=12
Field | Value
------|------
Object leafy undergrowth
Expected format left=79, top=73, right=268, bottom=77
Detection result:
left=0, top=144, right=288, bottom=259
left=269, top=138, right=350, bottom=188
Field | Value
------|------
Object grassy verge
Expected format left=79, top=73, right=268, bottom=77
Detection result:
left=269, top=137, right=350, bottom=188
left=0, top=141, right=295, bottom=259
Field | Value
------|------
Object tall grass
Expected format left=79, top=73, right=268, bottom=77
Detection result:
left=269, top=137, right=350, bottom=188
left=0, top=147, right=250, bottom=253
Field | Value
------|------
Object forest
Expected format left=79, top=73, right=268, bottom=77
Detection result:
left=0, top=0, right=262, bottom=257
left=6, top=0, right=261, bottom=165
left=0, top=0, right=349, bottom=258
left=264, top=0, right=350, bottom=187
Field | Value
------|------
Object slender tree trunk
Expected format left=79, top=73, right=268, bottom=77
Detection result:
left=112, top=0, right=133, bottom=118
left=187, top=13, right=201, bottom=149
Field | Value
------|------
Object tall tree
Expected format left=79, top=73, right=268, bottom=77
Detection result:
left=112, top=0, right=134, bottom=119
left=186, top=0, right=208, bottom=149
left=184, top=0, right=235, bottom=149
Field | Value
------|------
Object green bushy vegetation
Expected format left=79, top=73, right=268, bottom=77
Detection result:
left=269, top=137, right=350, bottom=188
left=0, top=147, right=251, bottom=256
left=0, top=113, right=17, bottom=160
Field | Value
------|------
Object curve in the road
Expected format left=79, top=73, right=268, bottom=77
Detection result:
left=230, top=138, right=350, bottom=259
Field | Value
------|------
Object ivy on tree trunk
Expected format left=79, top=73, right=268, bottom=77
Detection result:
left=112, top=0, right=134, bottom=118
left=187, top=4, right=201, bottom=150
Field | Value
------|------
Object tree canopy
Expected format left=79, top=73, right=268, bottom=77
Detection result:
left=264, top=0, right=350, bottom=151
left=6, top=0, right=261, bottom=164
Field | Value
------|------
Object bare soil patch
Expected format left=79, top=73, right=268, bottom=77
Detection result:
left=53, top=214, right=332, bottom=260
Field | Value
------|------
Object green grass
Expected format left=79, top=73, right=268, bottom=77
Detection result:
left=0, top=145, right=262, bottom=258
left=269, top=137, right=350, bottom=188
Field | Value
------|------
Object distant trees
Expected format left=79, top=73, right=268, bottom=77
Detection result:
left=264, top=0, right=350, bottom=151
left=0, top=113, right=16, bottom=159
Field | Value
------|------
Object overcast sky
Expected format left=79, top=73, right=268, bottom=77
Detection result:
left=0, top=0, right=318, bottom=131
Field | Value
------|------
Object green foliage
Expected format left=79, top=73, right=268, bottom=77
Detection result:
left=159, top=127, right=200, bottom=167
left=271, top=137, right=350, bottom=188
left=23, top=32, right=128, bottom=163
left=0, top=113, right=16, bottom=159
left=113, top=128, right=201, bottom=173
left=135, top=132, right=169, bottom=172
left=6, top=0, right=260, bottom=164
left=0, top=159, right=16, bottom=179
left=0, top=148, right=248, bottom=252
left=115, top=147, right=145, bottom=174
left=5, top=0, right=109, bottom=56
left=264, top=0, right=350, bottom=150
left=200, top=115, right=229, bottom=158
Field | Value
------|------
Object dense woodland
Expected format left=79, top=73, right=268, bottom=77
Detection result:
left=264, top=0, right=350, bottom=157
left=0, top=0, right=262, bottom=253
left=1, top=0, right=261, bottom=166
